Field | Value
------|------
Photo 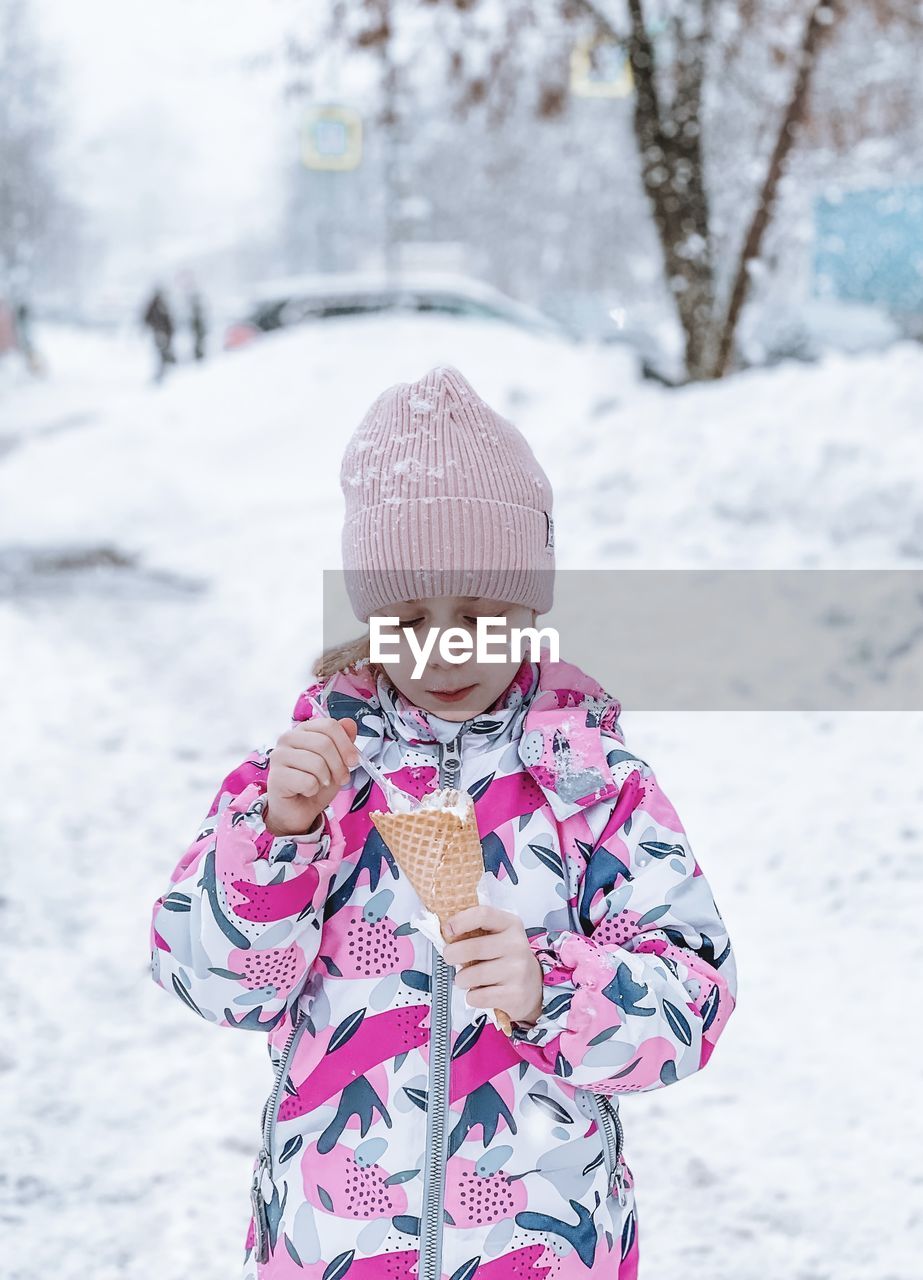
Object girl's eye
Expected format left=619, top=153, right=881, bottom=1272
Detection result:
left=395, top=615, right=501, bottom=629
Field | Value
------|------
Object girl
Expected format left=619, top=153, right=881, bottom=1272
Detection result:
left=150, top=364, right=738, bottom=1280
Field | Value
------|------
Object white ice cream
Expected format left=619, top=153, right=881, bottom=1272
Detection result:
left=375, top=786, right=472, bottom=818
left=415, top=787, right=471, bottom=819
left=383, top=786, right=418, bottom=814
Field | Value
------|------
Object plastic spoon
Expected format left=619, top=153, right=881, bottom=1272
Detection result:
left=303, top=691, right=412, bottom=812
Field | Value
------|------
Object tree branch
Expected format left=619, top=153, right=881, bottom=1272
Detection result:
left=713, top=0, right=844, bottom=376
left=561, top=0, right=625, bottom=45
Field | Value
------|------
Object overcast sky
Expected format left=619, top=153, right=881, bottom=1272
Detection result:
left=35, top=0, right=297, bottom=285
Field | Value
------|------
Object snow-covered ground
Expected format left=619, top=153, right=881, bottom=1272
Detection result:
left=1, top=317, right=922, bottom=1279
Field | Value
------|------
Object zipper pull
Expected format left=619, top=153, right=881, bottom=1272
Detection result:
left=440, top=734, right=463, bottom=789
left=258, top=1146, right=274, bottom=1197
left=250, top=1151, right=272, bottom=1262
left=612, top=1159, right=627, bottom=1207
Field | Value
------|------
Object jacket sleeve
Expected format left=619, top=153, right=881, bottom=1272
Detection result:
left=508, top=745, right=738, bottom=1093
left=149, top=735, right=346, bottom=1033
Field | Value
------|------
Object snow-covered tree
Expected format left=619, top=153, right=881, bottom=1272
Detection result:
left=281, top=0, right=923, bottom=380
left=0, top=0, right=70, bottom=298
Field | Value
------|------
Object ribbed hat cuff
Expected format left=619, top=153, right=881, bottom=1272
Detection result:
left=343, top=496, right=554, bottom=622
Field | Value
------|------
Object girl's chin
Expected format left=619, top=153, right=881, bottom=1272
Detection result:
left=425, top=699, right=476, bottom=718
left=437, top=711, right=475, bottom=722
left=423, top=686, right=486, bottom=716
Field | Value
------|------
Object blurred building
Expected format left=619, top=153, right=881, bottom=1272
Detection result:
left=813, top=183, right=923, bottom=321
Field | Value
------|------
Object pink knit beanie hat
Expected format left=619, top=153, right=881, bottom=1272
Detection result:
left=340, top=364, right=555, bottom=623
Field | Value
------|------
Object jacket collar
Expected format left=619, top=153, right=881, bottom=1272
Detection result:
left=303, top=641, right=626, bottom=820
left=375, top=656, right=540, bottom=747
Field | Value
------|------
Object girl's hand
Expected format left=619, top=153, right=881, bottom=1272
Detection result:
left=443, top=905, right=545, bottom=1026
left=264, top=716, right=360, bottom=837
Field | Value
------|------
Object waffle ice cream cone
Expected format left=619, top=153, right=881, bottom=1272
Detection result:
left=371, top=789, right=513, bottom=1036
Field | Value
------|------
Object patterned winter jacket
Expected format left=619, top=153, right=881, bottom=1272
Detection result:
left=150, top=648, right=738, bottom=1280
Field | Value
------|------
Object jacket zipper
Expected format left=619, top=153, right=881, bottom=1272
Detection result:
left=592, top=1091, right=627, bottom=1206
left=251, top=1006, right=311, bottom=1263
left=251, top=729, right=475, bottom=1269
left=418, top=732, right=463, bottom=1280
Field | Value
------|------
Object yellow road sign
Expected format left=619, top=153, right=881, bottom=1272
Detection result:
left=570, top=36, right=634, bottom=99
left=302, top=104, right=363, bottom=171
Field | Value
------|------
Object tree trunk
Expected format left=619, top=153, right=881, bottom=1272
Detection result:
left=625, top=0, right=717, bottom=381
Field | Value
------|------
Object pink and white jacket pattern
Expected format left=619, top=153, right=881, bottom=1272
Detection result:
left=150, top=649, right=738, bottom=1280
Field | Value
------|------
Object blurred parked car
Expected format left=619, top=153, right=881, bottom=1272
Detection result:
left=222, top=271, right=571, bottom=350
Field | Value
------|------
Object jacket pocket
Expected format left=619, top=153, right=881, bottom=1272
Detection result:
left=591, top=1091, right=626, bottom=1207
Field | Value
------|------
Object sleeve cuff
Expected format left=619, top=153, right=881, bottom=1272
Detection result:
left=256, top=794, right=328, bottom=850
left=509, top=932, right=574, bottom=1045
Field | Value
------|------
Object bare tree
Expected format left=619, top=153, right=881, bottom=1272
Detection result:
left=285, top=0, right=922, bottom=380
left=0, top=0, right=64, bottom=294
left=562, top=1, right=847, bottom=377
left=712, top=3, right=845, bottom=376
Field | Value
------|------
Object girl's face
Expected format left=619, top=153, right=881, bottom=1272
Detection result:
left=378, top=596, right=539, bottom=721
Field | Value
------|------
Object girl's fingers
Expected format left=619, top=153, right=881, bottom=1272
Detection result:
left=321, top=716, right=361, bottom=770
left=451, top=959, right=509, bottom=991
left=272, top=743, right=345, bottom=793
left=307, top=733, right=353, bottom=785
left=272, top=745, right=333, bottom=790
left=270, top=761, right=324, bottom=799
left=463, top=983, right=511, bottom=1010
left=286, top=718, right=361, bottom=774
left=444, top=904, right=517, bottom=944
left=290, top=724, right=353, bottom=775
left=443, top=930, right=507, bottom=967
left=278, top=732, right=354, bottom=788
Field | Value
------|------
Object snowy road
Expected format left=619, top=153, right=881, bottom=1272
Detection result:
left=2, top=318, right=922, bottom=1279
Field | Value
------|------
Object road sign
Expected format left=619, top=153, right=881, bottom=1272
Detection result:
left=302, top=104, right=363, bottom=171
left=570, top=35, right=633, bottom=98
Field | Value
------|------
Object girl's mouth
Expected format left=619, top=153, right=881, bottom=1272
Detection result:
left=429, top=684, right=477, bottom=702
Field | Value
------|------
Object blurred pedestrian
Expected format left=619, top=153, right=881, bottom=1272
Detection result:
left=14, top=300, right=43, bottom=375
left=141, top=285, right=176, bottom=382
left=189, top=288, right=207, bottom=361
